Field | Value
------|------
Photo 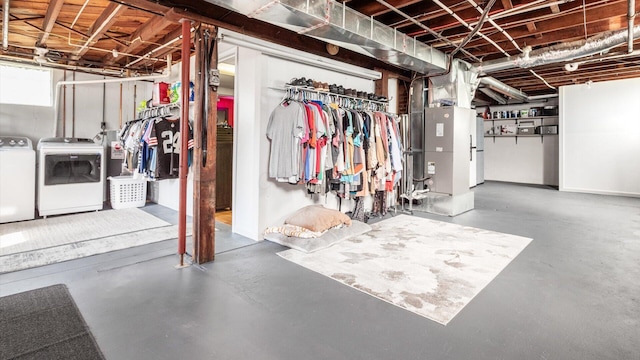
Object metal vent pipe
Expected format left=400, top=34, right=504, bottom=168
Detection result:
left=478, top=76, right=528, bottom=101
left=476, top=25, right=640, bottom=73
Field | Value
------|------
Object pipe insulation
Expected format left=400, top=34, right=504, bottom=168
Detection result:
left=476, top=25, right=640, bottom=73
left=2, top=0, right=9, bottom=50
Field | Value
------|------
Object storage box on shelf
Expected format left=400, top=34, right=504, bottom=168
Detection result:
left=479, top=105, right=559, bottom=144
left=108, top=176, right=147, bottom=209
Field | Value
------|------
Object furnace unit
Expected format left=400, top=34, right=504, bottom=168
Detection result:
left=416, top=106, right=475, bottom=216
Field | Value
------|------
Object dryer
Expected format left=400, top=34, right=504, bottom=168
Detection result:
left=37, top=138, right=105, bottom=217
left=0, top=136, right=36, bottom=223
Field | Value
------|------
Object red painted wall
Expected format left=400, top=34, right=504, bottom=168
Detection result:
left=217, top=96, right=234, bottom=127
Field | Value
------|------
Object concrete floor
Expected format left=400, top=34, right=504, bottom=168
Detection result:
left=1, top=182, right=639, bottom=360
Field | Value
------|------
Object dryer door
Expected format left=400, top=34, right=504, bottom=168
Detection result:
left=44, top=153, right=102, bottom=185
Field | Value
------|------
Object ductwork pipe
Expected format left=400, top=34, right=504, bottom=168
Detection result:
left=2, top=0, right=9, bottom=50
left=479, top=76, right=528, bottom=101
left=629, top=0, right=636, bottom=53
left=476, top=25, right=640, bottom=73
left=478, top=87, right=508, bottom=104
left=52, top=54, right=172, bottom=137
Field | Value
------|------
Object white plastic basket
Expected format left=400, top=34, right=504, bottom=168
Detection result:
left=108, top=176, right=147, bottom=209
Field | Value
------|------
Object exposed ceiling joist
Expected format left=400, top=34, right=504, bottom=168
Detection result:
left=73, top=2, right=126, bottom=58
left=36, top=0, right=65, bottom=47
left=106, top=14, right=172, bottom=64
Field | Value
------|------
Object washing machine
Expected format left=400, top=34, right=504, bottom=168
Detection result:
left=0, top=136, right=36, bottom=223
left=37, top=138, right=105, bottom=217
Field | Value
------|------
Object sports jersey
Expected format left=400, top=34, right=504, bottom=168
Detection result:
left=148, top=117, right=194, bottom=179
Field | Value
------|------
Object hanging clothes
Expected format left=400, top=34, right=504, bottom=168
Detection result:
left=266, top=86, right=403, bottom=216
left=119, top=114, right=194, bottom=180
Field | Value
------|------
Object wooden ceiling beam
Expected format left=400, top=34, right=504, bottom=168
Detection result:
left=347, top=0, right=423, bottom=17
left=9, top=16, right=45, bottom=23
left=36, top=0, right=65, bottom=47
left=125, top=26, right=184, bottom=68
left=115, top=0, right=410, bottom=76
left=408, top=0, right=625, bottom=38
left=501, top=0, right=514, bottom=10
left=105, top=14, right=173, bottom=65
left=73, top=2, right=126, bottom=58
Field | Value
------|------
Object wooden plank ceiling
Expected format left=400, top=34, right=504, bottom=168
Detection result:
left=1, top=0, right=639, bottom=102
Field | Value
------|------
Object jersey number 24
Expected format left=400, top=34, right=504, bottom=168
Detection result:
left=161, top=130, right=181, bottom=154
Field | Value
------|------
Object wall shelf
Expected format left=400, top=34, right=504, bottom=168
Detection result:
left=483, top=115, right=558, bottom=144
left=482, top=115, right=558, bottom=122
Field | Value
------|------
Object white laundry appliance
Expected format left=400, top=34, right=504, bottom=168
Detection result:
left=0, top=136, right=36, bottom=223
left=37, top=138, right=105, bottom=217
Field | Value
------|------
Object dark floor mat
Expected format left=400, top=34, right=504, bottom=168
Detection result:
left=0, top=284, right=105, bottom=360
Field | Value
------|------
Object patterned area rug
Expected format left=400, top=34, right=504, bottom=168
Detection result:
left=278, top=214, right=532, bottom=325
left=0, top=208, right=170, bottom=255
left=0, top=208, right=190, bottom=273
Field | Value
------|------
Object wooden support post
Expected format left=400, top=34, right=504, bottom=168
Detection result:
left=192, top=24, right=217, bottom=264
left=178, top=18, right=191, bottom=267
left=375, top=68, right=390, bottom=98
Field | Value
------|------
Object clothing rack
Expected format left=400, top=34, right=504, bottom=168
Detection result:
left=283, top=85, right=388, bottom=112
left=137, top=103, right=181, bottom=120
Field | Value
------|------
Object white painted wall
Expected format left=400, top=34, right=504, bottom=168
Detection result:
left=0, top=66, right=152, bottom=146
left=482, top=100, right=559, bottom=186
left=232, top=46, right=263, bottom=240
left=226, top=31, right=379, bottom=240
left=560, top=78, right=640, bottom=196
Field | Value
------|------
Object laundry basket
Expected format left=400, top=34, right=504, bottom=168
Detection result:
left=108, top=176, right=147, bottom=209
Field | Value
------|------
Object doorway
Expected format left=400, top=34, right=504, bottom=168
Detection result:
left=215, top=54, right=235, bottom=226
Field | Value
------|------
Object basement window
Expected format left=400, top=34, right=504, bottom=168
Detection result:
left=0, top=64, right=52, bottom=107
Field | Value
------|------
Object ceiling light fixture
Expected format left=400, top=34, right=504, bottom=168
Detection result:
left=565, top=63, right=579, bottom=71
left=112, top=49, right=119, bottom=58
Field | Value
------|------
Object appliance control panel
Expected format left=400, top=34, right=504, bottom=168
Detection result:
left=0, top=137, right=33, bottom=149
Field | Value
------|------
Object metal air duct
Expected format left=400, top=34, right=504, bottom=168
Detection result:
left=476, top=25, right=640, bottom=73
left=478, top=87, right=508, bottom=104
left=202, top=0, right=447, bottom=73
left=478, top=76, right=528, bottom=101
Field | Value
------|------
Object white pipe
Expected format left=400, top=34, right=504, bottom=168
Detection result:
left=2, top=0, right=9, bottom=50
left=629, top=0, right=636, bottom=53
left=52, top=54, right=172, bottom=137
left=70, top=0, right=90, bottom=29
left=527, top=93, right=558, bottom=100
left=124, top=30, right=188, bottom=68
left=529, top=69, right=556, bottom=90
left=74, top=4, right=123, bottom=55
left=489, top=0, right=573, bottom=21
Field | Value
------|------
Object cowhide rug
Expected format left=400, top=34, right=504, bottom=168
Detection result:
left=278, top=214, right=532, bottom=325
